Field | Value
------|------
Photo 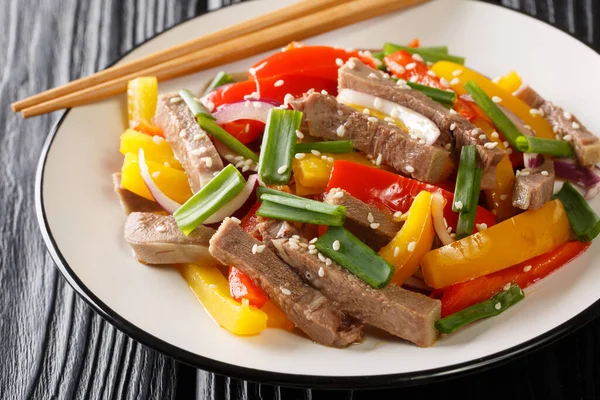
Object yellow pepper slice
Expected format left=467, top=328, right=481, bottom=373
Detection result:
left=421, top=200, right=571, bottom=289
left=495, top=71, right=523, bottom=94
left=431, top=62, right=554, bottom=139
left=178, top=263, right=268, bottom=335
left=120, top=129, right=182, bottom=169
left=379, top=191, right=434, bottom=285
left=128, top=77, right=158, bottom=129
left=121, top=152, right=192, bottom=204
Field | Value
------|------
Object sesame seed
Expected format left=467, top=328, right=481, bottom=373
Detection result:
left=449, top=109, right=458, bottom=115
left=503, top=141, right=509, bottom=147
left=230, top=217, right=241, bottom=224
left=311, top=150, right=321, bottom=156
left=454, top=200, right=463, bottom=210
left=405, top=165, right=415, bottom=173
left=450, top=123, right=456, bottom=131
left=382, top=73, right=390, bottom=79
left=363, top=108, right=371, bottom=115
left=370, top=222, right=380, bottom=229
left=288, top=241, right=300, bottom=250
left=368, top=116, right=378, bottom=123
left=296, top=130, right=304, bottom=139
left=409, top=75, right=418, bottom=83
left=336, top=125, right=346, bottom=137
left=335, top=58, right=344, bottom=67
left=541, top=170, right=549, bottom=176
left=234, top=155, right=244, bottom=162
left=179, top=129, right=187, bottom=138
left=503, top=283, right=512, bottom=291
left=572, top=121, right=580, bottom=129
left=373, top=97, right=383, bottom=108
left=295, top=153, right=306, bottom=160
left=452, top=69, right=463, bottom=77
left=155, top=225, right=166, bottom=232
left=244, top=124, right=250, bottom=134
left=321, top=90, right=329, bottom=95
left=256, top=245, right=265, bottom=253
left=563, top=111, right=572, bottom=119
left=321, top=155, right=328, bottom=161
left=151, top=171, right=160, bottom=178
left=318, top=253, right=326, bottom=262
left=484, top=142, right=498, bottom=149
left=252, top=102, right=262, bottom=109
left=193, top=134, right=202, bottom=141
left=164, top=162, right=171, bottom=168
left=519, top=171, right=531, bottom=177
left=494, top=302, right=501, bottom=310
left=201, top=157, right=212, bottom=168
left=367, top=212, right=374, bottom=223
left=375, top=153, right=383, bottom=166
left=325, top=258, right=332, bottom=266
left=523, top=265, right=532, bottom=273
left=427, top=70, right=437, bottom=77
left=524, top=124, right=532, bottom=130
left=242, top=165, right=250, bottom=172
left=327, top=157, right=334, bottom=163
left=479, top=134, right=487, bottom=140
left=209, top=283, right=219, bottom=290
left=529, top=108, right=542, bottom=116
left=407, top=241, right=416, bottom=252
left=206, top=101, right=215, bottom=111
left=309, top=248, right=318, bottom=255
left=333, top=191, right=344, bottom=199
left=450, top=78, right=461, bottom=85
left=348, top=60, right=356, bottom=69
left=445, top=143, right=452, bottom=150
left=308, top=244, right=316, bottom=250
left=412, top=53, right=424, bottom=62
left=277, top=165, right=288, bottom=174
left=491, top=131, right=500, bottom=139
left=318, top=267, right=325, bottom=277
left=251, top=244, right=258, bottom=254
left=393, top=246, right=400, bottom=257
left=152, top=135, right=163, bottom=144
left=500, top=194, right=508, bottom=201
left=563, top=134, right=573, bottom=141
left=169, top=96, right=182, bottom=104
left=310, top=237, right=318, bottom=244
left=369, top=72, right=379, bottom=79
left=405, top=62, right=417, bottom=70
left=440, top=77, right=450, bottom=87
left=476, top=223, right=488, bottom=231
left=492, top=96, right=502, bottom=103
left=280, top=287, right=291, bottom=296
left=393, top=211, right=403, bottom=219
left=283, top=93, right=294, bottom=105
left=274, top=79, right=284, bottom=87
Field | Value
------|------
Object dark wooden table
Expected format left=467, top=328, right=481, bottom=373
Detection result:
left=2, top=0, right=599, bottom=399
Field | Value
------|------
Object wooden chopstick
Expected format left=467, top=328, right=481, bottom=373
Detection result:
left=11, top=0, right=348, bottom=112
left=19, top=0, right=429, bottom=118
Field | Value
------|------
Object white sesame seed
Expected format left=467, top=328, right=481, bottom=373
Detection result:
left=151, top=171, right=160, bottom=179
left=333, top=191, right=344, bottom=199
left=409, top=75, right=419, bottom=83
left=252, top=102, right=262, bottom=109
left=242, top=165, right=250, bottom=172
left=412, top=53, right=424, bottom=62
left=318, top=253, right=326, bottom=262
left=317, top=266, right=325, bottom=278
left=484, top=142, right=498, bottom=149
left=405, top=165, right=415, bottom=173
left=541, top=170, right=549, bottom=176
left=169, top=96, right=182, bottom=104
left=335, top=57, right=344, bottom=67
left=452, top=69, right=463, bottom=77
left=321, top=155, right=328, bottom=161
left=363, top=108, right=371, bottom=115
left=179, top=129, right=187, bottom=138
left=230, top=217, right=241, bottom=224
left=256, top=245, right=265, bottom=253
left=440, top=77, right=450, bottom=88
left=372, top=97, right=384, bottom=109
left=382, top=72, right=390, bottom=79
left=503, top=141, right=509, bottom=147
left=407, top=241, right=416, bottom=252
left=367, top=212, right=375, bottom=223
left=311, top=150, right=321, bottom=156
left=491, top=131, right=500, bottom=139
left=327, top=157, right=334, bottom=163
left=155, top=225, right=166, bottom=232
left=500, top=194, right=508, bottom=201
left=251, top=244, right=258, bottom=254
left=563, top=134, right=573, bottom=141
left=369, top=72, right=379, bottom=79
left=277, top=165, right=288, bottom=174
left=445, top=143, right=452, bottom=150
left=563, top=111, right=572, bottom=120
left=503, top=283, right=512, bottom=291
left=375, top=153, right=383, bottom=166
left=281, top=287, right=292, bottom=296
left=494, top=302, right=501, bottom=310
left=393, top=211, right=403, bottom=219
left=288, top=241, right=300, bottom=250
left=450, top=78, right=461, bottom=86
left=283, top=93, right=294, bottom=105
left=370, top=222, right=380, bottom=229
left=454, top=200, right=463, bottom=210
left=152, top=135, right=163, bottom=144
left=572, top=121, right=580, bottom=129
left=309, top=248, right=318, bottom=255
left=427, top=70, right=437, bottom=77
left=163, top=162, right=171, bottom=168
left=492, top=96, right=502, bottom=103
left=296, top=130, right=304, bottom=139
left=192, top=134, right=202, bottom=141
left=347, top=60, right=356, bottom=69
left=335, top=124, right=346, bottom=137
left=320, top=89, right=329, bottom=95
left=479, top=134, right=487, bottom=140
left=308, top=244, right=316, bottom=250
left=325, top=258, right=332, bottom=266
left=529, top=108, right=542, bottom=116
left=201, top=157, right=212, bottom=168
left=405, top=62, right=417, bottom=70
left=368, top=116, right=378, bottom=123
left=476, top=223, right=488, bottom=231
left=295, top=153, right=306, bottom=160
left=450, top=123, right=456, bottom=131
left=274, top=79, right=284, bottom=87
left=449, top=109, right=458, bottom=115
left=519, top=171, right=531, bottom=177
left=393, top=246, right=400, bottom=257
left=233, top=155, right=244, bottom=162
left=310, top=237, right=318, bottom=244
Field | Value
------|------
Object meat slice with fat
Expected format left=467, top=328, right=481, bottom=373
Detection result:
left=512, top=159, right=555, bottom=210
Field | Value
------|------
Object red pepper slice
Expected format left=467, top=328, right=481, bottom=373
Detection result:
left=439, top=241, right=590, bottom=317
left=219, top=120, right=264, bottom=144
left=249, top=46, right=377, bottom=82
left=204, top=74, right=337, bottom=110
left=326, top=161, right=496, bottom=232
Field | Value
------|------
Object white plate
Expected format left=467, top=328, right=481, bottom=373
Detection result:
left=36, top=0, right=600, bottom=388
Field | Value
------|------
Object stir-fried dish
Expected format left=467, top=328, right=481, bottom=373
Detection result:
left=115, top=40, right=600, bottom=347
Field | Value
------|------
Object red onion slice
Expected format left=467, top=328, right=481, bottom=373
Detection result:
left=213, top=139, right=258, bottom=172
left=554, top=158, right=600, bottom=199
left=213, top=101, right=278, bottom=125
left=138, top=149, right=182, bottom=214
left=203, top=174, right=259, bottom=224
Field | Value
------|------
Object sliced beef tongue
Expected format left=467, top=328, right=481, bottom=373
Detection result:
left=270, top=237, right=441, bottom=347
left=154, top=93, right=223, bottom=192
left=515, top=85, right=600, bottom=167
left=291, top=93, right=452, bottom=184
left=337, top=58, right=505, bottom=188
left=112, top=173, right=163, bottom=215
left=124, top=212, right=215, bottom=264
left=209, top=218, right=364, bottom=348
left=512, top=159, right=555, bottom=210
left=323, top=188, right=401, bottom=251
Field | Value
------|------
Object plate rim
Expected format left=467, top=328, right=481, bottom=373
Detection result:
left=34, top=0, right=600, bottom=389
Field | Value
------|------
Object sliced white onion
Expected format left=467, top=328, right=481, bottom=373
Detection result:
left=213, top=101, right=277, bottom=125
left=213, top=139, right=258, bottom=172
left=431, top=193, right=455, bottom=245
left=337, top=88, right=440, bottom=145
left=138, top=148, right=182, bottom=214
left=203, top=174, right=259, bottom=224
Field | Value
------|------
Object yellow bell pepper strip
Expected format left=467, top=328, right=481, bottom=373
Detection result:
left=121, top=152, right=193, bottom=204
left=379, top=191, right=435, bottom=285
left=120, top=129, right=182, bottom=169
left=178, top=263, right=268, bottom=335
left=421, top=199, right=571, bottom=289
left=494, top=71, right=523, bottom=94
left=431, top=62, right=554, bottom=139
left=128, top=77, right=159, bottom=133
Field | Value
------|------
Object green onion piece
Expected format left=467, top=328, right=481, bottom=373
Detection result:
left=260, top=193, right=344, bottom=217
left=256, top=186, right=301, bottom=201
left=294, top=141, right=354, bottom=154
left=258, top=109, right=303, bottom=184
left=420, top=45, right=449, bottom=54
left=315, top=226, right=395, bottom=288
left=464, top=80, right=523, bottom=148
left=174, top=164, right=245, bottom=235
left=257, top=200, right=345, bottom=226
left=453, top=145, right=477, bottom=213
left=406, top=82, right=456, bottom=107
left=456, top=167, right=482, bottom=239
left=383, top=42, right=465, bottom=64
left=554, top=182, right=600, bottom=242
left=435, top=284, right=525, bottom=334
left=203, top=71, right=236, bottom=96
left=515, top=136, right=574, bottom=157
left=371, top=51, right=387, bottom=71
left=197, top=116, right=259, bottom=162
left=179, top=89, right=214, bottom=119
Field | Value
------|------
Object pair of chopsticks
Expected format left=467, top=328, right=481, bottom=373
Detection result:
left=12, top=0, right=429, bottom=118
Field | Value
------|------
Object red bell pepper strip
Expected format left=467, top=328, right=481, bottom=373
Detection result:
left=220, top=120, right=265, bottom=144
left=439, top=241, right=590, bottom=317
left=327, top=161, right=496, bottom=232
left=203, top=74, right=337, bottom=110
left=249, top=46, right=377, bottom=82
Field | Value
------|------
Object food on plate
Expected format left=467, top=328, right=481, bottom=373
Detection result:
left=112, top=41, right=600, bottom=347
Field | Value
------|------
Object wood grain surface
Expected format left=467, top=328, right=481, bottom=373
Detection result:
left=0, top=0, right=598, bottom=399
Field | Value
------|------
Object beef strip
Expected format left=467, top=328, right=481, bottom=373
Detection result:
left=512, top=159, right=555, bottom=210
left=270, top=237, right=441, bottom=347
left=323, top=188, right=401, bottom=250
left=291, top=93, right=452, bottom=184
left=209, top=218, right=363, bottom=347
left=515, top=85, right=600, bottom=167
left=124, top=212, right=215, bottom=264
left=257, top=219, right=301, bottom=245
left=337, top=58, right=505, bottom=188
left=154, top=93, right=223, bottom=192
left=112, top=173, right=162, bottom=215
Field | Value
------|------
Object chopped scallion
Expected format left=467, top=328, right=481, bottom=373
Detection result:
left=553, top=182, right=600, bottom=242
left=258, top=109, right=303, bottom=184
left=515, top=136, right=573, bottom=157
left=294, top=141, right=354, bottom=154
left=453, top=145, right=477, bottom=213
left=315, top=226, right=395, bottom=288
left=435, top=284, right=525, bottom=334
left=383, top=42, right=464, bottom=64
left=174, top=164, right=245, bottom=235
left=406, top=81, right=456, bottom=107
left=456, top=167, right=482, bottom=239
left=464, top=80, right=523, bottom=149
left=257, top=200, right=345, bottom=227
left=179, top=89, right=214, bottom=119
left=202, top=71, right=236, bottom=96
left=256, top=186, right=300, bottom=201
left=260, top=193, right=343, bottom=217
